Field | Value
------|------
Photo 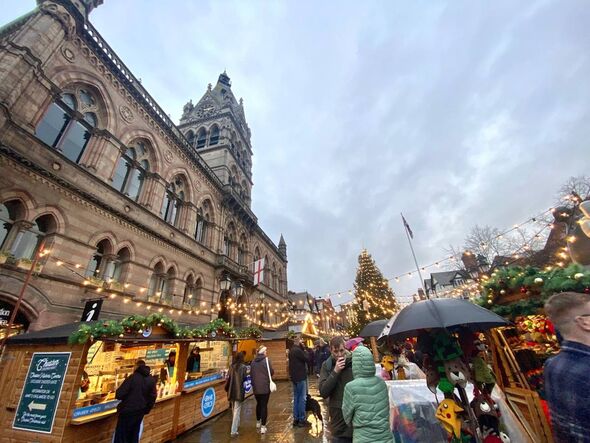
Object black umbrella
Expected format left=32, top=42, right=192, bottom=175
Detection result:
left=359, top=319, right=389, bottom=337
left=384, top=298, right=509, bottom=341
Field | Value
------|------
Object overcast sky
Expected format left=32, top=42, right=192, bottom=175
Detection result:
left=2, top=1, right=590, bottom=306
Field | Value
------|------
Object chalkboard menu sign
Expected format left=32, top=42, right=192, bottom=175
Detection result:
left=13, top=352, right=71, bottom=434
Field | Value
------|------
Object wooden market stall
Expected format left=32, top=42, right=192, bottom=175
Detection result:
left=0, top=319, right=235, bottom=443
left=259, top=330, right=290, bottom=381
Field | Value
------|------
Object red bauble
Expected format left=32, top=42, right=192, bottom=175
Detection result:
left=585, top=287, right=590, bottom=294
left=520, top=286, right=527, bottom=294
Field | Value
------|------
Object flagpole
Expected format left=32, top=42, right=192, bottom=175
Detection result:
left=401, top=213, right=429, bottom=299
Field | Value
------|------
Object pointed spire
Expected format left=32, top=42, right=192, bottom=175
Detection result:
left=218, top=70, right=231, bottom=87
left=278, top=234, right=287, bottom=259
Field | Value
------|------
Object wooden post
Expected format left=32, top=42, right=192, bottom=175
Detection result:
left=370, top=336, right=379, bottom=362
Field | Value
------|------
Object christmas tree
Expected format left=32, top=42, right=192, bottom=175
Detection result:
left=348, top=249, right=400, bottom=336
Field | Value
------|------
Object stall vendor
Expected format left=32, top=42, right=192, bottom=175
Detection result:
left=187, top=347, right=201, bottom=373
left=160, top=350, right=176, bottom=382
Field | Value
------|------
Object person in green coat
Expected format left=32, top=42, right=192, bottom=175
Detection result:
left=342, top=345, right=393, bottom=443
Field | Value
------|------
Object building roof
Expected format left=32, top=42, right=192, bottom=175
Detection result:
left=430, top=270, right=469, bottom=286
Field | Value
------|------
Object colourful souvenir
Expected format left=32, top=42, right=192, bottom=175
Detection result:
left=443, top=358, right=472, bottom=388
left=432, top=332, right=463, bottom=362
left=435, top=398, right=464, bottom=438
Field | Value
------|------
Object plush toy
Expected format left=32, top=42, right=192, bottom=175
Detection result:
left=471, top=392, right=500, bottom=435
left=472, top=356, right=496, bottom=391
left=443, top=358, right=473, bottom=388
left=432, top=332, right=463, bottom=362
left=483, top=436, right=502, bottom=443
left=435, top=398, right=464, bottom=438
left=425, top=364, right=440, bottom=394
left=499, top=431, right=511, bottom=443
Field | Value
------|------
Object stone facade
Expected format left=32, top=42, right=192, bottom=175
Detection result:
left=0, top=0, right=288, bottom=331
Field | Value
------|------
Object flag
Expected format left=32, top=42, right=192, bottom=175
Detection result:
left=401, top=214, right=414, bottom=239
left=253, top=258, right=265, bottom=286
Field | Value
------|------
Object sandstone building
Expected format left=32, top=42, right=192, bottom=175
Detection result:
left=0, top=0, right=288, bottom=333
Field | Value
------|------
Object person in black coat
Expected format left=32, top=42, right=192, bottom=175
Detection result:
left=289, top=336, right=311, bottom=427
left=114, top=360, right=157, bottom=443
left=225, top=352, right=247, bottom=436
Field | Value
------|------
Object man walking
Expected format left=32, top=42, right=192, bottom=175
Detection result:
left=289, top=336, right=311, bottom=427
left=544, top=292, right=590, bottom=443
left=319, top=336, right=353, bottom=443
left=114, top=360, right=157, bottom=443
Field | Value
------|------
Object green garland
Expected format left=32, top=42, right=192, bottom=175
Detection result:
left=237, top=326, right=263, bottom=339
left=68, top=314, right=236, bottom=345
left=478, top=264, right=590, bottom=318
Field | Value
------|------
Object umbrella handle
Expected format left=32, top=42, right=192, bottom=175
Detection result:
left=457, top=386, right=482, bottom=443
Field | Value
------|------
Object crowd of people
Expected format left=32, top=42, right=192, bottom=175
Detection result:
left=108, top=291, right=590, bottom=443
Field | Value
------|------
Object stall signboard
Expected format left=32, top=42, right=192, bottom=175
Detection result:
left=13, top=352, right=71, bottom=434
left=184, top=373, right=222, bottom=390
left=201, top=387, right=216, bottom=418
left=0, top=307, right=10, bottom=326
left=72, top=400, right=120, bottom=419
left=81, top=299, right=103, bottom=322
left=243, top=365, right=252, bottom=395
left=145, top=348, right=169, bottom=363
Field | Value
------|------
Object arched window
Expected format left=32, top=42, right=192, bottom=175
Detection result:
left=163, top=267, right=176, bottom=303
left=112, top=141, right=150, bottom=201
left=196, top=128, right=207, bottom=148
left=148, top=262, right=166, bottom=300
left=11, top=214, right=56, bottom=260
left=183, top=275, right=195, bottom=307
left=86, top=239, right=112, bottom=278
left=209, top=125, right=219, bottom=145
left=272, top=263, right=278, bottom=290
left=263, top=255, right=270, bottom=286
left=186, top=130, right=195, bottom=146
left=161, top=177, right=186, bottom=227
left=35, top=87, right=100, bottom=163
left=0, top=202, right=16, bottom=250
left=238, top=234, right=247, bottom=265
left=223, top=223, right=236, bottom=259
left=195, top=200, right=212, bottom=246
left=106, top=247, right=131, bottom=283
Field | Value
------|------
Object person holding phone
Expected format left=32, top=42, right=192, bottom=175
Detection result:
left=319, top=336, right=354, bottom=443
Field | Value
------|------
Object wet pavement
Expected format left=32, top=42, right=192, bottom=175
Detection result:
left=174, top=376, right=329, bottom=443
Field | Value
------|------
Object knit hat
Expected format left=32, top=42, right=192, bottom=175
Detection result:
left=257, top=345, right=267, bottom=354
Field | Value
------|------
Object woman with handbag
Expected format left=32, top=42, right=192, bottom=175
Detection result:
left=250, top=345, right=276, bottom=434
left=225, top=352, right=246, bottom=437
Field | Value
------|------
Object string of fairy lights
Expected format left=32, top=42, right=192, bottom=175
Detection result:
left=325, top=207, right=558, bottom=304
left=14, top=203, right=583, bottom=332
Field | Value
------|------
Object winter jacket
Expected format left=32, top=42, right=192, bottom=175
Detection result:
left=115, top=365, right=157, bottom=416
left=288, top=344, right=308, bottom=382
left=225, top=362, right=246, bottom=402
left=315, top=345, right=330, bottom=372
left=342, top=346, right=393, bottom=443
left=250, top=354, right=274, bottom=395
left=319, top=353, right=353, bottom=439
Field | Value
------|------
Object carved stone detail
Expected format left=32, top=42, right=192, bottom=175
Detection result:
left=119, top=105, right=134, bottom=124
left=61, top=45, right=75, bottom=63
left=164, top=150, right=173, bottom=164
left=40, top=2, right=76, bottom=39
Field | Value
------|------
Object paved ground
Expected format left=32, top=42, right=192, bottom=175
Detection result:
left=175, top=376, right=330, bottom=443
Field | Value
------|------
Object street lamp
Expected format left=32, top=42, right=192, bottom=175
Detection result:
left=220, top=274, right=232, bottom=291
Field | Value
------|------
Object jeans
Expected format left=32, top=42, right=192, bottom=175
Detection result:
left=113, top=412, right=144, bottom=443
left=230, top=400, right=242, bottom=434
left=255, top=393, right=270, bottom=425
left=292, top=379, right=307, bottom=422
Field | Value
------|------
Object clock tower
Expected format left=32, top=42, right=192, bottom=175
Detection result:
left=179, top=72, right=253, bottom=206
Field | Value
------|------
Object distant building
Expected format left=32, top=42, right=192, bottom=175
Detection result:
left=424, top=270, right=472, bottom=298
left=314, top=297, right=337, bottom=333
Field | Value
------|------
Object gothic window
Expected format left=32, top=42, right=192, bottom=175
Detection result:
left=195, top=200, right=212, bottom=246
left=12, top=215, right=56, bottom=260
left=209, top=125, right=220, bottom=145
left=223, top=223, right=236, bottom=259
left=186, top=130, right=195, bottom=146
left=112, top=141, right=150, bottom=201
left=183, top=275, right=195, bottom=307
left=85, top=239, right=112, bottom=278
left=196, top=128, right=207, bottom=148
left=148, top=262, right=166, bottom=299
left=238, top=234, right=247, bottom=265
left=105, top=247, right=131, bottom=283
left=35, top=87, right=100, bottom=163
left=161, top=177, right=186, bottom=227
left=0, top=202, right=15, bottom=250
left=263, top=255, right=270, bottom=286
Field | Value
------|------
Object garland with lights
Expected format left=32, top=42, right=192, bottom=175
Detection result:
left=236, top=326, right=263, bottom=339
left=68, top=314, right=236, bottom=345
left=479, top=264, right=590, bottom=318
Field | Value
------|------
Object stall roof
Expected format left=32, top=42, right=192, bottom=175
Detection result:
left=6, top=321, right=236, bottom=346
left=7, top=322, right=98, bottom=345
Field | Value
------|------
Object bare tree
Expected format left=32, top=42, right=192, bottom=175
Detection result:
left=557, top=175, right=590, bottom=208
left=463, top=225, right=511, bottom=266
left=443, top=244, right=468, bottom=271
